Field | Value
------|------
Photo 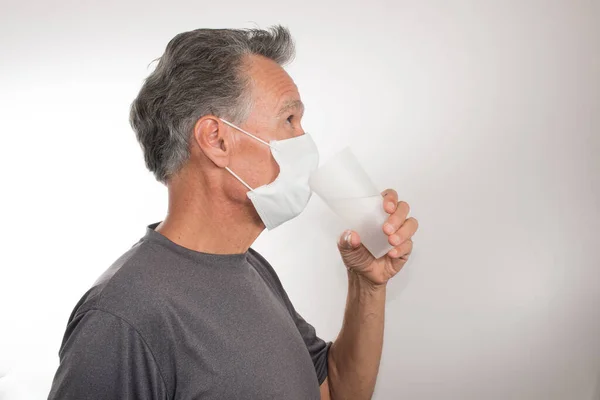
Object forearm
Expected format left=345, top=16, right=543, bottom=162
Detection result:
left=327, top=268, right=386, bottom=400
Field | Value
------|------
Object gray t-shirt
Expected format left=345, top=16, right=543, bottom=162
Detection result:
left=48, top=223, right=331, bottom=400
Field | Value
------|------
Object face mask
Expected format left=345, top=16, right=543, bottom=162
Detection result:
left=219, top=118, right=319, bottom=230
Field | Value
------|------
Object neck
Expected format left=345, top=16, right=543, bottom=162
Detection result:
left=155, top=170, right=263, bottom=255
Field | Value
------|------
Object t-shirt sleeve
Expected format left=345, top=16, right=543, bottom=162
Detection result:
left=48, top=309, right=167, bottom=400
left=251, top=250, right=332, bottom=385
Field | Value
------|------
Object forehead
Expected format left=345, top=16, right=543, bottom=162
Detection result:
left=244, top=54, right=301, bottom=112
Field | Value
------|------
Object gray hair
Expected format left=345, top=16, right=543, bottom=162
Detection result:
left=129, top=25, right=295, bottom=184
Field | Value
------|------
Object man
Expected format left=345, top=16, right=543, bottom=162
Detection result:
left=48, top=26, right=418, bottom=400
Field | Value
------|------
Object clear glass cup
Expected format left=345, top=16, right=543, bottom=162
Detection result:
left=309, top=147, right=394, bottom=258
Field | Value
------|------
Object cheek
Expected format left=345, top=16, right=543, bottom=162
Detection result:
left=242, top=144, right=279, bottom=187
left=257, top=148, right=279, bottom=186
left=268, top=153, right=280, bottom=182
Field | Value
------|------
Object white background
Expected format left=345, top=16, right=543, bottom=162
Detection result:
left=1, top=0, right=599, bottom=399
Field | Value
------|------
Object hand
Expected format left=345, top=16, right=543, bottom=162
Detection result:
left=337, top=189, right=418, bottom=288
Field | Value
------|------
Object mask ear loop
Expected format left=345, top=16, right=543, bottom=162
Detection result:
left=225, top=167, right=253, bottom=191
left=219, top=117, right=279, bottom=190
left=218, top=118, right=276, bottom=149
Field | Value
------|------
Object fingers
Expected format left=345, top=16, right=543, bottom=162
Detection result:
left=379, top=191, right=417, bottom=263
left=387, top=239, right=413, bottom=259
left=387, top=217, right=418, bottom=247
left=382, top=189, right=398, bottom=214
left=383, top=201, right=410, bottom=235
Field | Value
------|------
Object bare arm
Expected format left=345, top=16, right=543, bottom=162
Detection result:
left=320, top=190, right=418, bottom=400
left=326, top=270, right=386, bottom=399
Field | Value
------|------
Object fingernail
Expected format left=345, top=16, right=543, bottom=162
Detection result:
left=388, top=249, right=398, bottom=257
left=390, top=235, right=401, bottom=246
left=383, top=223, right=394, bottom=234
left=386, top=202, right=395, bottom=212
left=345, top=231, right=353, bottom=247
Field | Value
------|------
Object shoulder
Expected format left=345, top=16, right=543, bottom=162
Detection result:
left=70, top=238, right=178, bottom=327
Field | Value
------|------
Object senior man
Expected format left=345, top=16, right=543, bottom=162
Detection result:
left=48, top=26, right=418, bottom=400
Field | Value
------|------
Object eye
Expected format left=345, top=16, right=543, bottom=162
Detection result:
left=286, top=115, right=294, bottom=124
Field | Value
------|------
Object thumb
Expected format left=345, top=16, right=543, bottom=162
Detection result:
left=338, top=229, right=360, bottom=252
left=337, top=229, right=375, bottom=269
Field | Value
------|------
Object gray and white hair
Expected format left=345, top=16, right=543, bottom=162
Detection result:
left=129, top=25, right=295, bottom=184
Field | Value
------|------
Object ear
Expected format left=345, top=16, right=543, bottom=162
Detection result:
left=192, top=116, right=231, bottom=168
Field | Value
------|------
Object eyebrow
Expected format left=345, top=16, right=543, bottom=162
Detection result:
left=276, top=100, right=305, bottom=117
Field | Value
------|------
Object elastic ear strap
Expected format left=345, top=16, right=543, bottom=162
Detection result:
left=219, top=118, right=273, bottom=148
left=225, top=167, right=254, bottom=191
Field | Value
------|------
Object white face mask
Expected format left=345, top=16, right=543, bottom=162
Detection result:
left=219, top=118, right=320, bottom=230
